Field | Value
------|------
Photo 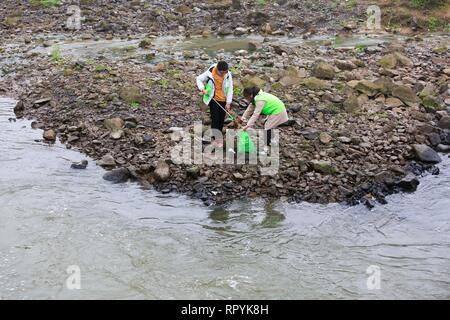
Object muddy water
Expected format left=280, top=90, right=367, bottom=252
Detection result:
left=1, top=97, right=449, bottom=299
left=28, top=33, right=404, bottom=63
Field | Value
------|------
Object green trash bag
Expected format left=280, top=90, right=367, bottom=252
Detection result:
left=202, top=83, right=213, bottom=105
left=237, top=130, right=256, bottom=153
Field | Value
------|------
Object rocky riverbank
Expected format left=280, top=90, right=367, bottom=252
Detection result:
left=1, top=1, right=449, bottom=207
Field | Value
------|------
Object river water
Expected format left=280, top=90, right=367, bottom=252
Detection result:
left=1, top=96, right=449, bottom=299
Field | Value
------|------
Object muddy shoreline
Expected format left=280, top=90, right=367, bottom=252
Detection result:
left=1, top=1, right=450, bottom=207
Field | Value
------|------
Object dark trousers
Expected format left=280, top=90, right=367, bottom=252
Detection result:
left=264, top=129, right=272, bottom=146
left=209, top=99, right=226, bottom=135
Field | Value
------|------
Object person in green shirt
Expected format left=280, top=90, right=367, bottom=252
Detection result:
left=238, top=86, right=289, bottom=147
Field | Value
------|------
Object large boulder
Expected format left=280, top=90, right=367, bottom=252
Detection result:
left=412, top=144, right=441, bottom=164
left=311, top=61, right=335, bottom=80
left=397, top=173, right=419, bottom=192
left=392, top=85, right=418, bottom=107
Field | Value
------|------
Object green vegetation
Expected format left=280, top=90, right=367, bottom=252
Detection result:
left=131, top=101, right=140, bottom=110
left=31, top=0, right=62, bottom=7
left=234, top=87, right=243, bottom=97
left=345, top=0, right=357, bottom=9
left=258, top=0, right=266, bottom=6
left=50, top=46, right=62, bottom=63
left=410, top=0, right=447, bottom=8
left=355, top=44, right=368, bottom=53
left=428, top=16, right=439, bottom=31
left=94, top=65, right=110, bottom=72
left=159, top=79, right=170, bottom=89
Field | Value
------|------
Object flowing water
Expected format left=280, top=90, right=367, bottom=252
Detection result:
left=1, top=97, right=449, bottom=299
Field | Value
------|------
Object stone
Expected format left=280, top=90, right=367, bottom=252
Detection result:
left=393, top=52, right=413, bottom=67
left=71, top=160, right=88, bottom=170
left=335, top=60, right=357, bottom=71
left=186, top=166, right=200, bottom=179
left=319, top=132, right=332, bottom=144
left=43, top=129, right=56, bottom=141
left=279, top=68, right=306, bottom=87
left=397, top=173, right=419, bottom=192
left=379, top=54, right=397, bottom=69
left=354, top=80, right=381, bottom=97
left=338, top=136, right=351, bottom=143
left=310, top=160, right=338, bottom=175
left=242, top=75, right=266, bottom=88
left=154, top=160, right=170, bottom=181
left=422, top=96, right=444, bottom=112
left=302, top=77, right=326, bottom=90
left=104, top=118, right=124, bottom=131
left=138, top=38, right=153, bottom=48
left=436, top=144, right=450, bottom=153
left=300, top=128, right=319, bottom=140
left=438, top=116, right=450, bottom=129
left=412, top=144, right=441, bottom=164
left=385, top=97, right=404, bottom=108
left=103, top=168, right=131, bottom=183
left=344, top=95, right=361, bottom=113
left=110, top=129, right=124, bottom=140
left=392, top=85, right=418, bottom=107
left=311, top=61, right=335, bottom=80
left=98, top=154, right=116, bottom=167
left=119, top=85, right=143, bottom=103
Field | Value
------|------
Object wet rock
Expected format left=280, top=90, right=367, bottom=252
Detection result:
left=43, top=129, right=56, bottom=141
left=392, top=85, right=418, bottom=107
left=397, top=173, right=419, bottom=192
left=436, top=144, right=450, bottom=153
left=412, top=144, right=441, bottom=164
left=98, top=154, right=116, bottom=168
left=13, top=101, right=24, bottom=118
left=71, top=160, right=88, bottom=170
left=103, top=168, right=131, bottom=183
left=311, top=61, right=335, bottom=80
left=438, top=116, right=450, bottom=129
left=154, top=160, right=170, bottom=181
